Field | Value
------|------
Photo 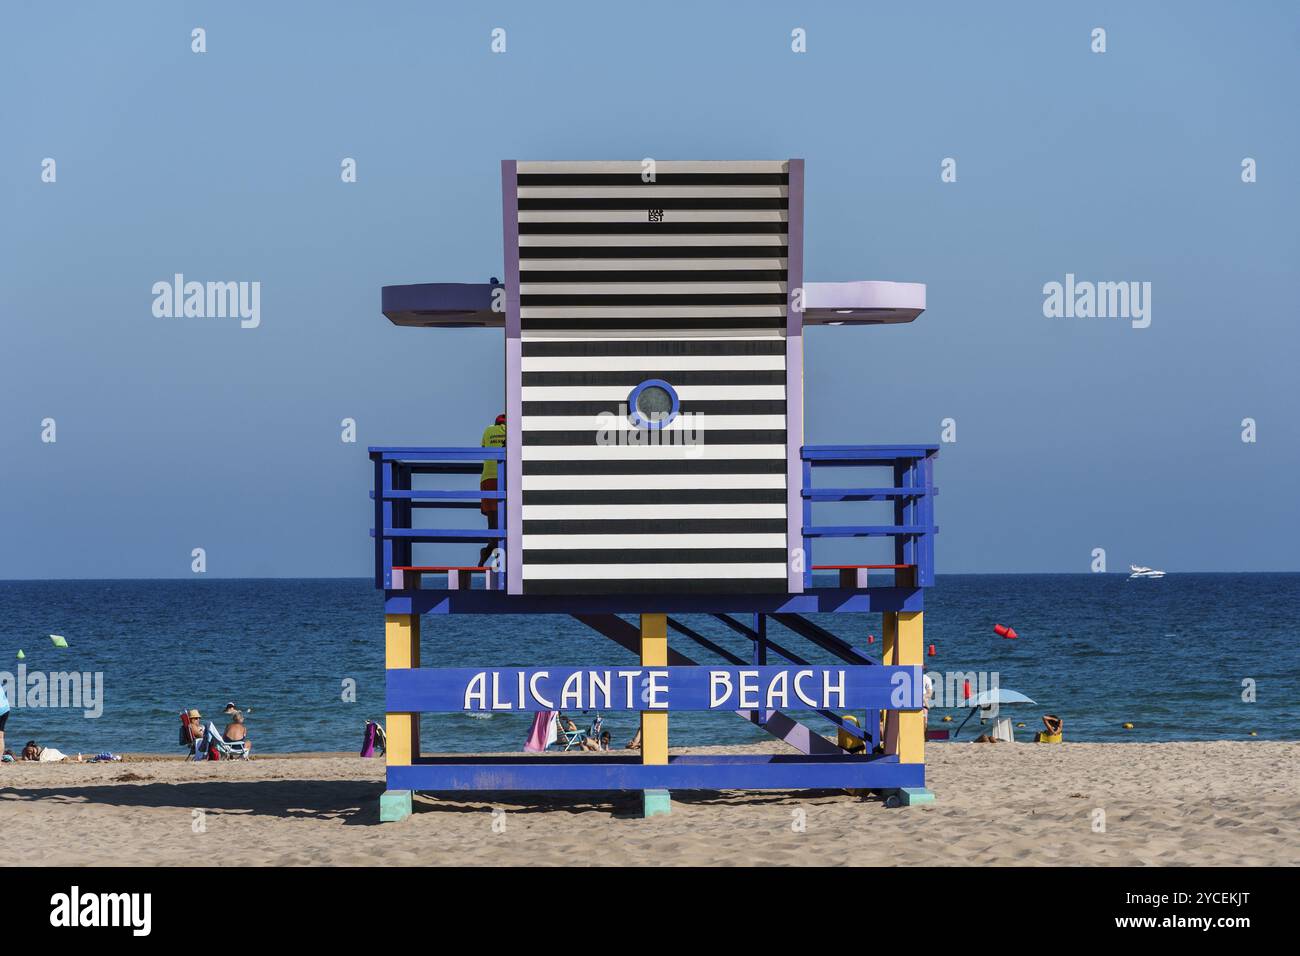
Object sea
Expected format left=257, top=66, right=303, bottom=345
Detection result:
left=0, top=574, right=1295, bottom=755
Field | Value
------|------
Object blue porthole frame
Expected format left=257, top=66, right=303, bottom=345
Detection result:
left=627, top=378, right=680, bottom=430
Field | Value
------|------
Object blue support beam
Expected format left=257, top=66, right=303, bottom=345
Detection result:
left=386, top=587, right=925, bottom=616
left=389, top=754, right=924, bottom=792
left=803, top=525, right=937, bottom=537
left=769, top=613, right=875, bottom=666
left=802, top=487, right=935, bottom=501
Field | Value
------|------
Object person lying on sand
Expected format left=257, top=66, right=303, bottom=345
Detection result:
left=21, top=741, right=69, bottom=762
left=580, top=730, right=613, bottom=752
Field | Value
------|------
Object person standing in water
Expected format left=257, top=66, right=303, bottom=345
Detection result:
left=479, top=413, right=506, bottom=567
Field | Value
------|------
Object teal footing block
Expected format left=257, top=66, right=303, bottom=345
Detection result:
left=379, top=789, right=413, bottom=822
left=643, top=789, right=671, bottom=818
left=898, top=787, right=936, bottom=806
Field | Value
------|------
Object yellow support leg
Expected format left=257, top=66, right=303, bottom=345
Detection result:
left=640, top=613, right=670, bottom=817
left=639, top=613, right=668, bottom=765
left=880, top=611, right=898, bottom=751
left=384, top=613, right=421, bottom=766
left=895, top=611, right=925, bottom=765
left=880, top=610, right=924, bottom=763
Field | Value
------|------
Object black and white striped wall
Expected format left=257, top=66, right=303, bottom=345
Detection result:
left=502, top=160, right=803, bottom=596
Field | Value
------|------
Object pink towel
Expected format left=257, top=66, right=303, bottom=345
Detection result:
left=524, top=711, right=558, bottom=752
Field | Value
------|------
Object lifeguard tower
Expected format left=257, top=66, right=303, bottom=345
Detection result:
left=371, top=160, right=938, bottom=820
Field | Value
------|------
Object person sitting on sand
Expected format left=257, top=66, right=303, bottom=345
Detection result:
left=580, top=729, right=613, bottom=752
left=222, top=704, right=252, bottom=754
left=21, top=741, right=69, bottom=762
left=186, top=708, right=204, bottom=744
left=0, top=679, right=9, bottom=757
left=625, top=727, right=642, bottom=751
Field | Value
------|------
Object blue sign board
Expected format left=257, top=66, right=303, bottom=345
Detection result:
left=387, top=665, right=922, bottom=713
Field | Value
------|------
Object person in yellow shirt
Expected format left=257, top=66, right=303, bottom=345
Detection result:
left=479, top=413, right=506, bottom=566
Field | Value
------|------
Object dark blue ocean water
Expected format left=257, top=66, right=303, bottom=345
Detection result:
left=0, top=575, right=1295, bottom=755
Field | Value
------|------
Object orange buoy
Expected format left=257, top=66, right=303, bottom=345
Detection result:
left=994, top=624, right=1018, bottom=639
left=927, top=643, right=936, bottom=657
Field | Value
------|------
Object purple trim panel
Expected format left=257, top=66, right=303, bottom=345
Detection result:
left=785, top=159, right=805, bottom=594
left=501, top=160, right=524, bottom=595
left=380, top=282, right=504, bottom=327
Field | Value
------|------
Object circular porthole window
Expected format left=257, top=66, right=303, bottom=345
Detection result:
left=627, top=378, right=679, bottom=430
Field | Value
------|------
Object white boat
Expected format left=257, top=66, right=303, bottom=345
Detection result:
left=1128, top=565, right=1166, bottom=579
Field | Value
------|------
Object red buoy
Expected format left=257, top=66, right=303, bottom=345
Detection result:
left=867, top=634, right=875, bottom=644
left=927, top=643, right=936, bottom=657
left=994, top=624, right=1018, bottom=639
left=963, top=679, right=972, bottom=702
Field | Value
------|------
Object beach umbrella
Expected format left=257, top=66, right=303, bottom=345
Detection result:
left=953, top=688, right=1037, bottom=739
left=962, top=688, right=1036, bottom=708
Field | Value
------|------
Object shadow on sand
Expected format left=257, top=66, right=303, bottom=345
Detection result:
left=2, top=779, right=387, bottom=825
left=2, top=779, right=876, bottom=824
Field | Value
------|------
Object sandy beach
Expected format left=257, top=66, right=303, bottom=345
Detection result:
left=1, top=741, right=1295, bottom=866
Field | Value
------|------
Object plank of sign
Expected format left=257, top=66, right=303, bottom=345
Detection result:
left=386, top=665, right=923, bottom=713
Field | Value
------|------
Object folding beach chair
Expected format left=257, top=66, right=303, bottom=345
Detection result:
left=182, top=715, right=251, bottom=761
left=556, top=714, right=586, bottom=751
left=205, top=724, right=251, bottom=760
left=179, top=711, right=201, bottom=757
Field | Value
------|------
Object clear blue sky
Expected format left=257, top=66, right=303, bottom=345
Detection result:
left=2, top=1, right=1297, bottom=578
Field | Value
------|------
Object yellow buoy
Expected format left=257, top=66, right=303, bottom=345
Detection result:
left=1016, top=722, right=1025, bottom=727
left=1248, top=731, right=1258, bottom=737
left=1121, top=722, right=1134, bottom=729
left=942, top=715, right=953, bottom=722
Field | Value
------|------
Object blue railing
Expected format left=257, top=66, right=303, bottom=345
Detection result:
left=801, top=445, right=939, bottom=589
left=370, top=443, right=936, bottom=593
left=369, top=447, right=506, bottom=589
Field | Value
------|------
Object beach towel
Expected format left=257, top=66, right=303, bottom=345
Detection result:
left=524, top=711, right=558, bottom=753
left=361, top=720, right=381, bottom=758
